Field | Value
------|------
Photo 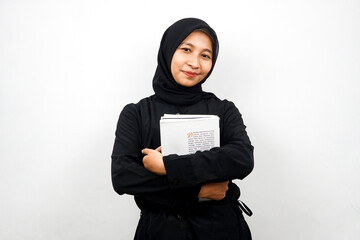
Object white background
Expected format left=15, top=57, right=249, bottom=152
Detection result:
left=1, top=0, right=359, bottom=239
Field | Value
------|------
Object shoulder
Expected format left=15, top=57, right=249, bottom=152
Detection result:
left=222, top=99, right=240, bottom=114
left=121, top=95, right=156, bottom=113
left=203, top=91, right=236, bottom=106
left=204, top=94, right=240, bottom=114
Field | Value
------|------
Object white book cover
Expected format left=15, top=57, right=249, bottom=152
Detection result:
left=160, top=114, right=220, bottom=156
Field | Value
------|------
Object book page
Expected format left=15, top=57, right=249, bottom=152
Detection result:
left=160, top=115, right=219, bottom=156
left=187, top=130, right=215, bottom=154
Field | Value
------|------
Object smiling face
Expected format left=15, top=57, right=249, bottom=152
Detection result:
left=170, top=30, right=213, bottom=87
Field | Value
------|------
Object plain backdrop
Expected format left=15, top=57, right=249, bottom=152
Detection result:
left=1, top=0, right=360, bottom=239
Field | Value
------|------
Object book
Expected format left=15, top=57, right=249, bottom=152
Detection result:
left=160, top=114, right=220, bottom=156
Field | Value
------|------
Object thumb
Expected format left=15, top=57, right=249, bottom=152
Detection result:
left=142, top=148, right=151, bottom=155
left=155, top=146, right=162, bottom=153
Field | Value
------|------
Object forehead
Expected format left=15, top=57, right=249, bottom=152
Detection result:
left=180, top=31, right=213, bottom=51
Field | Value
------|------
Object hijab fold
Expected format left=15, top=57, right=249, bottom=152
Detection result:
left=152, top=18, right=219, bottom=106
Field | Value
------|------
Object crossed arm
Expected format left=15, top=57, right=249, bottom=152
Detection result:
left=142, top=147, right=229, bottom=201
left=112, top=102, right=253, bottom=206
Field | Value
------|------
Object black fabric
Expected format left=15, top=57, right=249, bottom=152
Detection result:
left=111, top=17, right=254, bottom=240
left=134, top=201, right=251, bottom=240
left=152, top=18, right=219, bottom=106
left=111, top=96, right=254, bottom=239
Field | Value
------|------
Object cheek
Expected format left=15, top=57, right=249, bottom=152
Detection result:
left=171, top=54, right=181, bottom=74
left=203, top=62, right=213, bottom=74
left=170, top=61, right=177, bottom=78
left=170, top=63, right=175, bottom=77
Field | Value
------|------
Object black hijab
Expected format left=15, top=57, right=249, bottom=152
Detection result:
left=152, top=18, right=219, bottom=106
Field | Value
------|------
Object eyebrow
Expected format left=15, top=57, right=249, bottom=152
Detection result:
left=181, top=42, right=213, bottom=54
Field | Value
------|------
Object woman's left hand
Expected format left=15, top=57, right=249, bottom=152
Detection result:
left=142, top=147, right=166, bottom=175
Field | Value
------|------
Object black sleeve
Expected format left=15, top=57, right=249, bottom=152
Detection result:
left=111, top=104, right=200, bottom=207
left=163, top=101, right=254, bottom=189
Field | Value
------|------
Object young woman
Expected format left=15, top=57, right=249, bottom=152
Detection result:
left=112, top=18, right=254, bottom=240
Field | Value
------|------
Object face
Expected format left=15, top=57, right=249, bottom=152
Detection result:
left=170, top=30, right=213, bottom=87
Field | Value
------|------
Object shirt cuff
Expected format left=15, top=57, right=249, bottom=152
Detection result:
left=163, top=154, right=198, bottom=189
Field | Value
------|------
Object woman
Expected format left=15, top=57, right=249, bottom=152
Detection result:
left=112, top=18, right=254, bottom=240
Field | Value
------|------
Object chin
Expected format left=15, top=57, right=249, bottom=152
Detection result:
left=176, top=79, right=202, bottom=87
left=180, top=82, right=196, bottom=87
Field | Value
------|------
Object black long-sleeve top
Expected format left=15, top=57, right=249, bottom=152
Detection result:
left=111, top=94, right=254, bottom=211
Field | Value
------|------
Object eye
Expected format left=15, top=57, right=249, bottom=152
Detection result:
left=181, top=48, right=190, bottom=53
left=202, top=54, right=211, bottom=59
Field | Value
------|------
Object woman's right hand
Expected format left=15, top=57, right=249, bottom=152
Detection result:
left=198, top=181, right=229, bottom=201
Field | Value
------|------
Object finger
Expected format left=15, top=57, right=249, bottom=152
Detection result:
left=142, top=148, right=151, bottom=155
left=155, top=146, right=162, bottom=152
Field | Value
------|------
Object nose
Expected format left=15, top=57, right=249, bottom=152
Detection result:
left=187, top=54, right=200, bottom=68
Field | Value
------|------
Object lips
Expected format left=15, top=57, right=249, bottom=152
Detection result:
left=182, top=71, right=198, bottom=78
